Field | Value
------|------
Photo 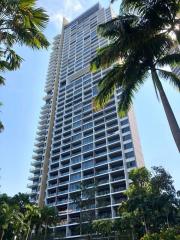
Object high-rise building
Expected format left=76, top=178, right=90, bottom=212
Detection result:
left=28, top=3, right=144, bottom=238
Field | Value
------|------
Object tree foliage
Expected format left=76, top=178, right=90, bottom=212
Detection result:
left=0, top=193, right=58, bottom=240
left=92, top=167, right=180, bottom=240
left=91, top=0, right=180, bottom=151
left=0, top=0, right=49, bottom=131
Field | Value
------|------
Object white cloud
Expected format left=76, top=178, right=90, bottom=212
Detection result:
left=37, top=0, right=85, bottom=30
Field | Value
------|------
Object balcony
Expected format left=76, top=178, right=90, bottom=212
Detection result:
left=69, top=218, right=80, bottom=224
left=57, top=199, right=68, bottom=205
left=96, top=179, right=109, bottom=185
left=111, top=166, right=124, bottom=172
left=47, top=192, right=57, bottom=197
left=97, top=190, right=110, bottom=196
left=96, top=169, right=108, bottom=176
left=58, top=190, right=68, bottom=195
left=111, top=176, right=124, bottom=182
left=112, top=187, right=126, bottom=193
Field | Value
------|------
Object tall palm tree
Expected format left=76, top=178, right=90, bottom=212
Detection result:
left=91, top=1, right=180, bottom=151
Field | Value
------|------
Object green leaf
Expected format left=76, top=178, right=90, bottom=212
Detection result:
left=157, top=53, right=180, bottom=67
left=158, top=69, right=180, bottom=91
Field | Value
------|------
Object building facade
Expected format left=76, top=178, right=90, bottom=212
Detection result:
left=28, top=4, right=144, bottom=239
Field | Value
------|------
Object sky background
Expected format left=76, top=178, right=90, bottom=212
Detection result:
left=0, top=0, right=179, bottom=196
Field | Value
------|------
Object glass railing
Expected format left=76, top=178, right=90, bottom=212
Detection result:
left=97, top=190, right=110, bottom=196
left=96, top=169, right=108, bottom=176
left=58, top=190, right=68, bottom=195
left=113, top=187, right=126, bottom=193
left=111, top=176, right=124, bottom=182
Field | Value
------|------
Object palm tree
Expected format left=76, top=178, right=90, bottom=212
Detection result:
left=24, top=204, right=41, bottom=240
left=40, top=206, right=59, bottom=240
left=0, top=0, right=49, bottom=77
left=0, top=0, right=49, bottom=130
left=91, top=0, right=180, bottom=151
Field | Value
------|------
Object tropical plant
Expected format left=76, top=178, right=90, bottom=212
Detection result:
left=40, top=206, right=59, bottom=240
left=24, top=204, right=41, bottom=240
left=91, top=0, right=180, bottom=151
left=0, top=0, right=49, bottom=130
left=90, top=167, right=180, bottom=240
left=0, top=203, right=12, bottom=240
left=141, top=227, right=180, bottom=240
left=70, top=182, right=96, bottom=238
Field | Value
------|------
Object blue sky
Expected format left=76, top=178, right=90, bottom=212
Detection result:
left=0, top=0, right=179, bottom=196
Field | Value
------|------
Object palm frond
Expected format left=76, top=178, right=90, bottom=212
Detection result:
left=90, top=43, right=121, bottom=72
left=0, top=121, right=4, bottom=132
left=175, top=30, right=180, bottom=44
left=93, top=65, right=123, bottom=111
left=121, top=0, right=146, bottom=13
left=117, top=62, right=148, bottom=116
left=157, top=53, right=180, bottom=67
left=0, top=76, right=5, bottom=85
left=157, top=69, right=180, bottom=91
left=97, top=14, right=139, bottom=40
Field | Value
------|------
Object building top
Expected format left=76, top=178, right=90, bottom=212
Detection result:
left=64, top=3, right=101, bottom=29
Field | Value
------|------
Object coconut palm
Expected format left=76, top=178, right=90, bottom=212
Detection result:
left=0, top=0, right=49, bottom=77
left=0, top=0, right=49, bottom=131
left=91, top=1, right=180, bottom=151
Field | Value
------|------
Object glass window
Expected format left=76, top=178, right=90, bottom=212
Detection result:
left=127, top=161, right=136, bottom=168
left=71, top=155, right=81, bottom=164
left=124, top=142, right=133, bottom=150
left=83, top=104, right=91, bottom=112
left=122, top=127, right=130, bottom=133
left=83, top=122, right=93, bottom=130
left=70, top=182, right=80, bottom=191
left=123, top=134, right=131, bottom=141
left=70, top=173, right=81, bottom=182
left=72, top=133, right=82, bottom=141
left=92, top=86, right=98, bottom=96
left=83, top=136, right=93, bottom=145
left=121, top=119, right=129, bottom=126
left=125, top=151, right=134, bottom=159
left=73, top=114, right=81, bottom=122
left=82, top=160, right=93, bottom=170
left=73, top=121, right=81, bottom=128
left=83, top=143, right=93, bottom=152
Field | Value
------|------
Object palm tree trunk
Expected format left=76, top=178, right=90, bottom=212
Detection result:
left=44, top=224, right=48, bottom=240
left=151, top=69, right=180, bottom=152
left=0, top=230, right=4, bottom=240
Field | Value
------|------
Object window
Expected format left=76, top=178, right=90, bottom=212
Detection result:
left=74, top=103, right=82, bottom=110
left=83, top=104, right=91, bottom=112
left=83, top=143, right=93, bottom=152
left=127, top=161, right=136, bottom=168
left=82, top=160, right=93, bottom=170
left=73, top=115, right=81, bottom=122
left=83, top=136, right=93, bottom=145
left=70, top=182, right=80, bottom=192
left=125, top=151, right=134, bottom=159
left=71, top=155, right=81, bottom=164
left=72, top=133, right=82, bottom=141
left=124, top=142, right=133, bottom=150
left=83, top=122, right=93, bottom=130
left=121, top=119, right=129, bottom=126
left=123, top=134, right=131, bottom=141
left=70, top=173, right=81, bottom=182
left=92, top=86, right=98, bottom=96
left=122, top=127, right=130, bottom=133
left=73, top=121, right=81, bottom=128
